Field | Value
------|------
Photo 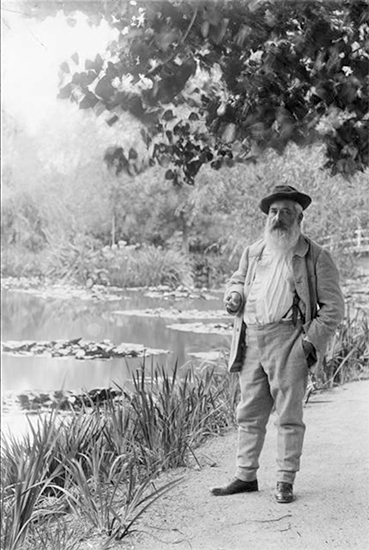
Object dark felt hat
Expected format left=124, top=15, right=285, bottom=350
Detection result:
left=259, top=185, right=312, bottom=214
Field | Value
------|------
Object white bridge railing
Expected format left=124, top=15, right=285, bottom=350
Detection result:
left=320, top=228, right=369, bottom=255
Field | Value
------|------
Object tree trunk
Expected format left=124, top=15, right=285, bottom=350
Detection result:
left=111, top=213, right=116, bottom=247
left=179, top=211, right=189, bottom=254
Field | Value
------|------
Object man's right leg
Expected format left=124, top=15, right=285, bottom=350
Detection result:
left=211, top=331, right=273, bottom=496
left=235, top=332, right=274, bottom=482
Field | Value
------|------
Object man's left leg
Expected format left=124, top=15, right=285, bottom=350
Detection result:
left=259, top=322, right=309, bottom=502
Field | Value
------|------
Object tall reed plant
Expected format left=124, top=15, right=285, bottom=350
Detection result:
left=1, top=414, right=65, bottom=550
left=118, top=362, right=237, bottom=471
left=22, top=515, right=83, bottom=550
left=65, top=449, right=181, bottom=540
left=324, top=305, right=369, bottom=386
left=1, top=408, right=181, bottom=548
left=1, top=362, right=239, bottom=548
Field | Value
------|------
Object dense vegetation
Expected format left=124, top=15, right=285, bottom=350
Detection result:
left=2, top=115, right=368, bottom=285
left=2, top=91, right=368, bottom=284
left=2, top=1, right=369, bottom=285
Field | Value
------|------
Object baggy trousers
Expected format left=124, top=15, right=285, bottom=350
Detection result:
left=235, top=320, right=309, bottom=485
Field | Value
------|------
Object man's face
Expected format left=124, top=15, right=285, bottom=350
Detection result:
left=267, top=200, right=301, bottom=234
left=264, top=199, right=302, bottom=252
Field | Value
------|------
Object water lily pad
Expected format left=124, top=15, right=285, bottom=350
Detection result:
left=1, top=278, right=124, bottom=302
left=188, top=351, right=226, bottom=362
left=144, top=288, right=217, bottom=300
left=112, top=308, right=229, bottom=320
left=1, top=339, right=169, bottom=360
left=2, top=387, right=128, bottom=413
left=167, top=322, right=232, bottom=335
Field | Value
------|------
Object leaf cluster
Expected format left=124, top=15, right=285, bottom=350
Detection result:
left=54, top=0, right=369, bottom=183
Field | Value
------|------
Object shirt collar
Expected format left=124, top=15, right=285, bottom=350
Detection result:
left=293, top=234, right=309, bottom=257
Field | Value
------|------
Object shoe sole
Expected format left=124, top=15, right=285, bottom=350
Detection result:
left=211, top=488, right=258, bottom=496
left=275, top=496, right=294, bottom=503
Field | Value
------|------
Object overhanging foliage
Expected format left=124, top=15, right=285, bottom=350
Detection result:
left=18, top=0, right=369, bottom=183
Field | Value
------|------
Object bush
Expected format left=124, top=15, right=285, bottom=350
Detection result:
left=1, top=246, right=48, bottom=279
left=105, top=245, right=193, bottom=288
left=1, top=241, right=196, bottom=288
left=43, top=237, right=107, bottom=285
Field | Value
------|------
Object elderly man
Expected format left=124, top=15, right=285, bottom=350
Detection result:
left=211, top=185, right=344, bottom=503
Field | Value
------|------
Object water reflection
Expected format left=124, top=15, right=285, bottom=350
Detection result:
left=1, top=289, right=231, bottom=392
left=1, top=354, right=161, bottom=393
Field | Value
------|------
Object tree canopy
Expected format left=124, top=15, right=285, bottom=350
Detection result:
left=18, top=0, right=369, bottom=184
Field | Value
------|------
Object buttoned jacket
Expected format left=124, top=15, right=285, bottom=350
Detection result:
left=226, top=234, right=345, bottom=372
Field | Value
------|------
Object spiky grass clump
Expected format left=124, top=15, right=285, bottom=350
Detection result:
left=1, top=414, right=66, bottom=550
left=324, top=305, right=369, bottom=386
left=0, top=411, right=182, bottom=549
left=1, top=363, right=237, bottom=549
left=119, top=364, right=231, bottom=470
left=99, top=361, right=238, bottom=473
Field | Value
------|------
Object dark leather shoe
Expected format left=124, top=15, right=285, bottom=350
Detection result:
left=275, top=482, right=294, bottom=503
left=211, top=478, right=258, bottom=496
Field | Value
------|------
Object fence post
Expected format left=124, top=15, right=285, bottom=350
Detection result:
left=355, top=227, right=362, bottom=249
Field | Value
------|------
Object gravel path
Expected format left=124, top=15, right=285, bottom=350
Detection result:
left=128, top=380, right=369, bottom=550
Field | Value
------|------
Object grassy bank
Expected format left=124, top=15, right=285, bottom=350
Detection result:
left=1, top=242, right=233, bottom=290
left=1, top=308, right=368, bottom=549
left=1, top=363, right=239, bottom=550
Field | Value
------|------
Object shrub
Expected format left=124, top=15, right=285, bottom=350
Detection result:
left=1, top=246, right=48, bottom=278
left=105, top=245, right=193, bottom=288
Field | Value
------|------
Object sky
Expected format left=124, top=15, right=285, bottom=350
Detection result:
left=2, top=6, right=117, bottom=132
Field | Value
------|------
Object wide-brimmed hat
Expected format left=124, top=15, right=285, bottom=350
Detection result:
left=259, top=185, right=312, bottom=214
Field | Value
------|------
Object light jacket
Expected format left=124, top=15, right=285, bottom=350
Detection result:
left=225, top=234, right=345, bottom=372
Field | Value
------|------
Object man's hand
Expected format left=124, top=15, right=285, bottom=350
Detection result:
left=302, top=338, right=317, bottom=368
left=302, top=339, right=315, bottom=356
left=224, top=292, right=242, bottom=315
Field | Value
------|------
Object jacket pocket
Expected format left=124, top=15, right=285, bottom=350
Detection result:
left=229, top=320, right=246, bottom=372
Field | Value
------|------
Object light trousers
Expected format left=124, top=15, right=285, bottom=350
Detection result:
left=236, top=320, right=309, bottom=484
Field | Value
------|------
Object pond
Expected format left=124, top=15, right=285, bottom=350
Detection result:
left=1, top=287, right=231, bottom=394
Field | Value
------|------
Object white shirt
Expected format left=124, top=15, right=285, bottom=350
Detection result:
left=244, top=246, right=295, bottom=326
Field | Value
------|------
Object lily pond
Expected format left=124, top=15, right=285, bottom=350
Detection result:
left=1, top=283, right=232, bottom=395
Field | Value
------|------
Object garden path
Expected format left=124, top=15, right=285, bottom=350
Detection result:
left=127, top=380, right=369, bottom=550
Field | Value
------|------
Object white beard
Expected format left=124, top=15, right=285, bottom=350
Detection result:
left=264, top=221, right=301, bottom=255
